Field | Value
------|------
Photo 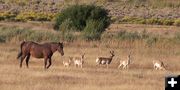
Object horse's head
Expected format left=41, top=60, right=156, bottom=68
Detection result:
left=57, top=42, right=64, bottom=56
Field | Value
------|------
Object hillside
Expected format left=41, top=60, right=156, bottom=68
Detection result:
left=0, top=0, right=180, bottom=25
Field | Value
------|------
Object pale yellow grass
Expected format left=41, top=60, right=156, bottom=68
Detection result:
left=1, top=21, right=180, bottom=36
left=108, top=24, right=180, bottom=37
left=0, top=42, right=180, bottom=90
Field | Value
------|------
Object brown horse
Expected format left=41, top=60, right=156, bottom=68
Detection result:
left=17, top=41, right=64, bottom=69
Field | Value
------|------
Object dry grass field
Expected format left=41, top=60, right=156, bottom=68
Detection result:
left=0, top=21, right=180, bottom=90
left=0, top=0, right=180, bottom=89
left=0, top=38, right=180, bottom=90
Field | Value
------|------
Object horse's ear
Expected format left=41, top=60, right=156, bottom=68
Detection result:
left=58, top=42, right=62, bottom=45
left=59, top=42, right=63, bottom=44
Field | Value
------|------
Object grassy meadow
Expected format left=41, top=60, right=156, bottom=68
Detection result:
left=0, top=22, right=180, bottom=90
left=0, top=0, right=180, bottom=90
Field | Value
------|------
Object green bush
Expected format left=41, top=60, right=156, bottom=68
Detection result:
left=15, top=11, right=55, bottom=21
left=62, top=31, right=76, bottom=42
left=54, top=4, right=110, bottom=31
left=140, top=30, right=150, bottom=39
left=59, top=19, right=74, bottom=32
left=121, top=16, right=133, bottom=23
left=145, top=18, right=162, bottom=25
left=0, top=11, right=55, bottom=22
left=119, top=16, right=178, bottom=26
left=25, top=31, right=62, bottom=42
left=0, top=27, right=62, bottom=43
left=120, top=16, right=146, bottom=24
left=82, top=20, right=104, bottom=41
left=125, top=0, right=180, bottom=8
left=174, top=19, right=180, bottom=26
left=0, top=26, right=78, bottom=43
left=0, top=28, right=26, bottom=41
left=136, top=19, right=146, bottom=24
left=0, top=36, right=5, bottom=43
left=161, top=19, right=174, bottom=25
left=15, top=11, right=36, bottom=21
left=145, top=36, right=158, bottom=47
left=26, top=32, right=44, bottom=41
left=111, top=16, right=118, bottom=23
left=0, top=12, right=16, bottom=21
left=58, top=19, right=76, bottom=42
left=116, top=31, right=141, bottom=41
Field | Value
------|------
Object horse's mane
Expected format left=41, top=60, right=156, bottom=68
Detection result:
left=27, top=41, right=59, bottom=44
left=43, top=42, right=59, bottom=45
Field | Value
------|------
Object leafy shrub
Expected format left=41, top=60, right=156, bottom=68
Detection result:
left=119, top=16, right=177, bottom=26
left=136, top=19, right=146, bottom=24
left=0, top=26, right=78, bottom=43
left=62, top=31, right=76, bottom=42
left=125, top=0, right=180, bottom=8
left=15, top=11, right=36, bottom=21
left=36, top=12, right=56, bottom=21
left=58, top=19, right=76, bottom=42
left=59, top=19, right=74, bottom=32
left=0, top=28, right=26, bottom=41
left=101, top=32, right=115, bottom=40
left=145, top=18, right=162, bottom=25
left=0, top=36, right=5, bottom=43
left=140, top=30, right=150, bottom=39
left=24, top=31, right=61, bottom=42
left=15, top=11, right=55, bottom=21
left=0, top=27, right=62, bottom=43
left=0, top=12, right=16, bottom=21
left=111, top=16, right=118, bottom=23
left=120, top=16, right=133, bottom=23
left=82, top=20, right=104, bottom=41
left=121, top=17, right=155, bottom=25
left=145, top=36, right=158, bottom=47
left=26, top=32, right=44, bottom=41
left=174, top=19, right=180, bottom=26
left=54, top=4, right=110, bottom=31
left=116, top=31, right=141, bottom=41
left=161, top=19, right=174, bottom=25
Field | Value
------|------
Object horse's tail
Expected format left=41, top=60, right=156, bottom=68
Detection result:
left=17, top=41, right=26, bottom=59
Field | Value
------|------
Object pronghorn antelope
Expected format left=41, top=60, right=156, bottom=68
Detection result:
left=118, top=55, right=131, bottom=69
left=63, top=59, right=72, bottom=67
left=153, top=60, right=166, bottom=70
left=69, top=53, right=85, bottom=68
left=96, top=51, right=115, bottom=68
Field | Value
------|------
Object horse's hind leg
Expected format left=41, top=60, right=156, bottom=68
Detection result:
left=20, top=55, right=26, bottom=68
left=25, top=54, right=30, bottom=68
left=47, top=58, right=52, bottom=69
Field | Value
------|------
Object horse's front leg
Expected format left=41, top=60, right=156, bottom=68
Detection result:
left=44, top=57, right=48, bottom=69
left=47, top=58, right=52, bottom=69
